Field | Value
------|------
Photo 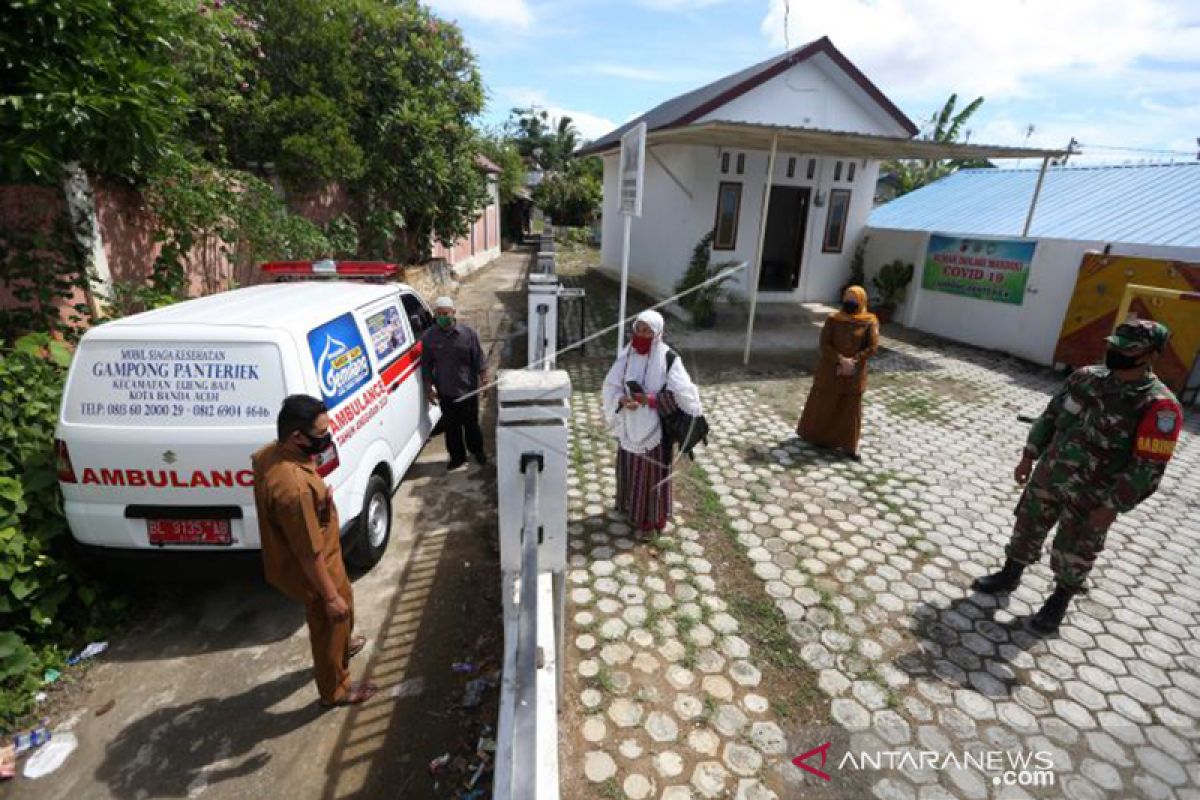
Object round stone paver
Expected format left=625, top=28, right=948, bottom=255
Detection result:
left=688, top=728, right=721, bottom=756
left=749, top=721, right=788, bottom=755
left=743, top=693, right=769, bottom=714
left=714, top=703, right=749, bottom=737
left=702, top=675, right=734, bottom=701
left=619, top=738, right=643, bottom=759
left=692, top=761, right=729, bottom=799
left=736, top=778, right=778, bottom=800
left=608, top=698, right=643, bottom=728
left=624, top=773, right=654, bottom=799
left=582, top=716, right=607, bottom=743
left=655, top=751, right=685, bottom=779
left=730, top=660, right=763, bottom=687
left=646, top=711, right=680, bottom=742
left=667, top=664, right=696, bottom=690
left=675, top=693, right=704, bottom=720
left=723, top=742, right=764, bottom=776
left=831, top=698, right=871, bottom=731
left=584, top=751, right=617, bottom=783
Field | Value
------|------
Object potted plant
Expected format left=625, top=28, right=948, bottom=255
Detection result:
left=871, top=259, right=914, bottom=323
left=675, top=231, right=738, bottom=329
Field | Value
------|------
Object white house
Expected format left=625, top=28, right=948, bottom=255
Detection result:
left=580, top=37, right=919, bottom=305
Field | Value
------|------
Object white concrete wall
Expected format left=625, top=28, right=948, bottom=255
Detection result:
left=864, top=226, right=1200, bottom=366
left=696, top=54, right=911, bottom=137
left=600, top=144, right=880, bottom=304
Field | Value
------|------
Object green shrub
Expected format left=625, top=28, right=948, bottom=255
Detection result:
left=0, top=334, right=123, bottom=730
left=674, top=231, right=738, bottom=328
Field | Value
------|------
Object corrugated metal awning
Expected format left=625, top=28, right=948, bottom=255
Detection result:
left=587, top=120, right=1067, bottom=161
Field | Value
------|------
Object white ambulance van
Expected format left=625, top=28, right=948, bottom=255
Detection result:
left=55, top=262, right=440, bottom=569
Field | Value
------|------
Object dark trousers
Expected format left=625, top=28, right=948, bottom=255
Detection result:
left=443, top=395, right=484, bottom=462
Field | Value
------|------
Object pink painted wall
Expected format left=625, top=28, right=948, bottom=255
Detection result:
left=2, top=175, right=499, bottom=333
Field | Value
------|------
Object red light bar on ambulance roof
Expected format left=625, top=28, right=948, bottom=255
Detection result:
left=260, top=260, right=399, bottom=278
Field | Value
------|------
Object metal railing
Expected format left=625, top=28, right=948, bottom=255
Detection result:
left=534, top=303, right=550, bottom=369
left=495, top=455, right=542, bottom=799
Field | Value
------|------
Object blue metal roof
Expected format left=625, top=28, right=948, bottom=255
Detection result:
left=868, top=162, right=1200, bottom=247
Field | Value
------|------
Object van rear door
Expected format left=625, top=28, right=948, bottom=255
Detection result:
left=58, top=334, right=290, bottom=549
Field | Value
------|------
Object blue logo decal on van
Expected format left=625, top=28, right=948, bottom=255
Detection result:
left=307, top=313, right=372, bottom=408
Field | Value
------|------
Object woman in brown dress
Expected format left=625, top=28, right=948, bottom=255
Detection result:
left=796, top=285, right=879, bottom=459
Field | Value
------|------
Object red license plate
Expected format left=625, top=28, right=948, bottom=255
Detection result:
left=147, top=519, right=232, bottom=546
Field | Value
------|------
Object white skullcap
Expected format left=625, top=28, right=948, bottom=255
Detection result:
left=433, top=296, right=455, bottom=310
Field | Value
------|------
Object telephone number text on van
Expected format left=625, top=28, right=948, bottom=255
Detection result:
left=78, top=402, right=270, bottom=420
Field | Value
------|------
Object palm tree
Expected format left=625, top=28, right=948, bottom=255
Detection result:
left=883, top=93, right=989, bottom=199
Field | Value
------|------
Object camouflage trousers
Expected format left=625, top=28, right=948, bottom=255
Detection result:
left=1006, top=484, right=1113, bottom=592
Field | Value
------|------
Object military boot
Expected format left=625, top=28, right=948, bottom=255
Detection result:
left=1028, top=585, right=1075, bottom=635
left=971, top=559, right=1025, bottom=594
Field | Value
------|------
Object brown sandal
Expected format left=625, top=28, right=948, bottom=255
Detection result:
left=321, top=680, right=378, bottom=708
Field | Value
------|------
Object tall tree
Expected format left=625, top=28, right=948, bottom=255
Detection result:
left=883, top=93, right=990, bottom=198
left=505, top=107, right=581, bottom=172
left=237, top=0, right=487, bottom=261
left=0, top=0, right=191, bottom=182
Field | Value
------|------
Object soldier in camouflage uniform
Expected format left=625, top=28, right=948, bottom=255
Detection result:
left=973, top=319, right=1183, bottom=634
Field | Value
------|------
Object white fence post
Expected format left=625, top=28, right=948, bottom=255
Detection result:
left=494, top=369, right=570, bottom=800
left=528, top=274, right=560, bottom=369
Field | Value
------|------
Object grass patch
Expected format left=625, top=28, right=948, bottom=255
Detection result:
left=649, top=535, right=678, bottom=554
left=702, top=693, right=718, bottom=721
left=726, top=596, right=800, bottom=671
left=771, top=680, right=824, bottom=719
left=816, top=588, right=844, bottom=623
left=592, top=664, right=616, bottom=693
left=680, top=641, right=699, bottom=670
left=598, top=778, right=625, bottom=799
left=885, top=392, right=945, bottom=422
left=687, top=464, right=736, bottom=541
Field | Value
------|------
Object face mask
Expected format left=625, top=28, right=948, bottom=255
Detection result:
left=435, top=314, right=454, bottom=329
left=631, top=333, right=653, bottom=355
left=841, top=300, right=860, bottom=314
left=300, top=431, right=333, bottom=456
left=1104, top=349, right=1146, bottom=371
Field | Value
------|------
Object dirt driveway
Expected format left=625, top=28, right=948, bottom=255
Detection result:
left=3, top=251, right=529, bottom=800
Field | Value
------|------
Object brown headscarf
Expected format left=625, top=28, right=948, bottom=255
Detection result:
left=831, top=285, right=877, bottom=325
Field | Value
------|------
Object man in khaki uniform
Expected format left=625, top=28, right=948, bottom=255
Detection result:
left=252, top=395, right=375, bottom=706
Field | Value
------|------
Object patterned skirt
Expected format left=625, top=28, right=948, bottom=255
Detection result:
left=616, top=439, right=673, bottom=532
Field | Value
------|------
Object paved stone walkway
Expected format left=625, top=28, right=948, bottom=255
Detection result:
left=553, top=251, right=1199, bottom=800
left=562, top=361, right=788, bottom=800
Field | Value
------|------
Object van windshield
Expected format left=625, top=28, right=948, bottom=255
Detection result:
left=63, top=340, right=286, bottom=427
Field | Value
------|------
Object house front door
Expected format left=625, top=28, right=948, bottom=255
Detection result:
left=757, top=186, right=811, bottom=292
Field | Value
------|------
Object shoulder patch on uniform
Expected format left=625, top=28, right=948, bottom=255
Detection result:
left=1134, top=398, right=1182, bottom=462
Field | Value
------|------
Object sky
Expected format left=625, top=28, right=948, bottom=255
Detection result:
left=426, top=0, right=1200, bottom=165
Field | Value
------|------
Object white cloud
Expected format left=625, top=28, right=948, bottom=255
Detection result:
left=582, top=63, right=716, bottom=84
left=499, top=87, right=620, bottom=141
left=425, top=0, right=533, bottom=28
left=761, top=0, right=1200, bottom=98
left=636, top=0, right=728, bottom=10
left=760, top=0, right=1200, bottom=159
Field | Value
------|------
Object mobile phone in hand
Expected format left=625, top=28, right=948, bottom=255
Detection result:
left=626, top=380, right=645, bottom=396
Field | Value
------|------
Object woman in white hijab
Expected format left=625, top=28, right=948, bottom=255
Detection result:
left=602, top=310, right=703, bottom=539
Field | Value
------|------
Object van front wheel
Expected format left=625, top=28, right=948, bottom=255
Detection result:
left=347, top=474, right=392, bottom=570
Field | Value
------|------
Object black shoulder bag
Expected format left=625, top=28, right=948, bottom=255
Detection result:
left=659, top=350, right=709, bottom=460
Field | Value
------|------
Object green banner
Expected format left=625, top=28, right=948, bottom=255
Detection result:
left=922, top=234, right=1036, bottom=305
